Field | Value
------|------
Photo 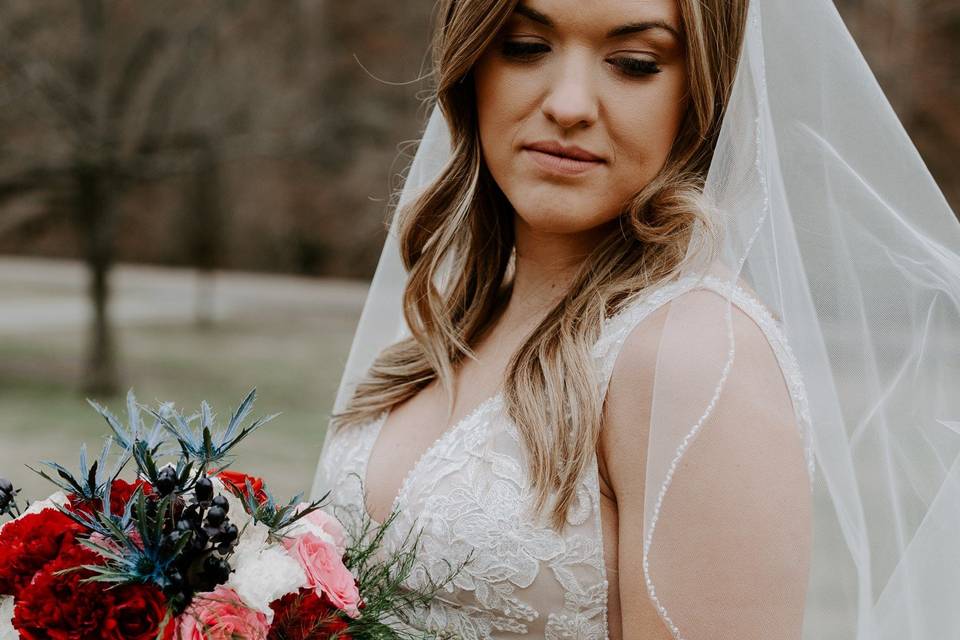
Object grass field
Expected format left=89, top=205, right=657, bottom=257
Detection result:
left=0, top=256, right=366, bottom=504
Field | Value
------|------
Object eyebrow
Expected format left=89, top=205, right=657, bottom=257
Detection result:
left=513, top=3, right=682, bottom=41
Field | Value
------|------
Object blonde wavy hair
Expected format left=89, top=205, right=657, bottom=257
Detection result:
left=334, top=0, right=750, bottom=530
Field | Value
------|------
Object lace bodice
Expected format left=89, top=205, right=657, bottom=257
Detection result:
left=314, top=274, right=816, bottom=639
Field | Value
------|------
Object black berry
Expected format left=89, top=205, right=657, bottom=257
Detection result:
left=156, top=467, right=178, bottom=495
left=205, top=505, right=226, bottom=527
left=195, top=477, right=213, bottom=502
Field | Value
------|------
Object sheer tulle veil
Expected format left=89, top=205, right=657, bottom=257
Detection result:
left=311, top=0, right=960, bottom=637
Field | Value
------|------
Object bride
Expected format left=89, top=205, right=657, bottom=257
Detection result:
left=312, top=0, right=960, bottom=639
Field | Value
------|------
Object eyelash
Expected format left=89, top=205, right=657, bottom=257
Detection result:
left=499, top=41, right=662, bottom=77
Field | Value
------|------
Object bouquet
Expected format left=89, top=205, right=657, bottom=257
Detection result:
left=0, top=389, right=463, bottom=639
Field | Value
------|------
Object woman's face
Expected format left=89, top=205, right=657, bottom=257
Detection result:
left=473, top=0, right=688, bottom=235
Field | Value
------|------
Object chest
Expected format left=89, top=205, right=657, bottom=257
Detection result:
left=363, top=377, right=503, bottom=526
left=316, top=398, right=611, bottom=639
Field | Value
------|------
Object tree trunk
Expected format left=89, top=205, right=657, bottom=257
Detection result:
left=188, top=140, right=223, bottom=329
left=73, top=161, right=119, bottom=396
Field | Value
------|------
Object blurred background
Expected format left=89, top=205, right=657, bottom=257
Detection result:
left=0, top=0, right=957, bottom=527
left=0, top=0, right=437, bottom=502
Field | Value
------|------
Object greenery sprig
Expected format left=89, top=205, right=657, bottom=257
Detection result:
left=338, top=507, right=473, bottom=640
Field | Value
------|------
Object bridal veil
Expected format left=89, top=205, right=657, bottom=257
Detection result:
left=311, top=0, right=960, bottom=637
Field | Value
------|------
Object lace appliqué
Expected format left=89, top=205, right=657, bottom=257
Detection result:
left=394, top=408, right=610, bottom=639
left=318, top=394, right=610, bottom=640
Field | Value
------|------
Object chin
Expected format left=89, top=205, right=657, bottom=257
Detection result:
left=514, top=204, right=611, bottom=235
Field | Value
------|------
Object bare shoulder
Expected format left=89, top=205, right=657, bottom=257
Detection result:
left=599, top=285, right=806, bottom=499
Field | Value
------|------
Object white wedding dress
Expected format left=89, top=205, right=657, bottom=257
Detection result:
left=314, top=273, right=816, bottom=639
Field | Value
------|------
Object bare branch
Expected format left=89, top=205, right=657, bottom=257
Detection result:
left=108, top=27, right=169, bottom=127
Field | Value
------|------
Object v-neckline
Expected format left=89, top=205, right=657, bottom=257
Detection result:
left=361, top=390, right=504, bottom=527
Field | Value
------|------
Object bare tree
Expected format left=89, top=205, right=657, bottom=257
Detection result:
left=0, top=0, right=251, bottom=394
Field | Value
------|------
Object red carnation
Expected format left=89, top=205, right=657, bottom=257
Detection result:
left=267, top=588, right=353, bottom=640
left=13, top=543, right=111, bottom=638
left=211, top=468, right=269, bottom=504
left=67, top=478, right=154, bottom=517
left=13, top=543, right=173, bottom=640
left=0, top=508, right=85, bottom=597
left=102, top=583, right=174, bottom=640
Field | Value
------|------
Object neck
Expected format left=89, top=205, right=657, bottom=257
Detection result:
left=498, top=215, right=613, bottom=327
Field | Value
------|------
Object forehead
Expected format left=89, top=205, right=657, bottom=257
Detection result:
left=509, top=0, right=682, bottom=35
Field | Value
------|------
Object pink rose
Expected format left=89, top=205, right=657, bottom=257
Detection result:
left=177, top=585, right=270, bottom=639
left=282, top=533, right=362, bottom=618
left=291, top=504, right=348, bottom=556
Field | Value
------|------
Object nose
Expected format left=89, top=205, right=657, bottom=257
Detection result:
left=540, top=53, right=599, bottom=130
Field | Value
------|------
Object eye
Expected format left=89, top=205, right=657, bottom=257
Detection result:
left=608, top=57, right=662, bottom=77
left=500, top=40, right=550, bottom=61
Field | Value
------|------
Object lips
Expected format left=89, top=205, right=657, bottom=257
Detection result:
left=523, top=141, right=605, bottom=176
left=524, top=140, right=604, bottom=162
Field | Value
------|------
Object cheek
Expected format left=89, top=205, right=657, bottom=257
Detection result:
left=474, top=59, right=536, bottom=174
left=609, top=81, right=688, bottom=183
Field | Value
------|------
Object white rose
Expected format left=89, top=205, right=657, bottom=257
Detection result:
left=0, top=490, right=68, bottom=535
left=24, top=490, right=68, bottom=515
left=224, top=521, right=306, bottom=623
left=0, top=596, right=15, bottom=640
